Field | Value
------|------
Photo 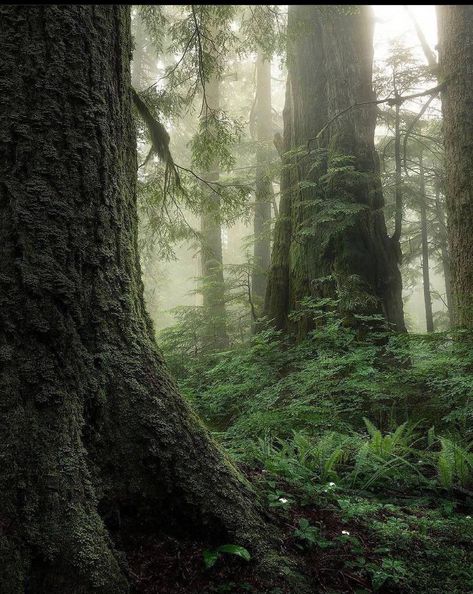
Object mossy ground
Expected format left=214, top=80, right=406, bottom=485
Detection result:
left=145, top=313, right=473, bottom=593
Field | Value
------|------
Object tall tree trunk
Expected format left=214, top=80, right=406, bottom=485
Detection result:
left=437, top=5, right=473, bottom=328
left=264, top=79, right=293, bottom=331
left=200, top=73, right=229, bottom=349
left=419, top=155, right=434, bottom=332
left=0, top=7, right=275, bottom=592
left=392, top=86, right=403, bottom=252
left=265, top=5, right=405, bottom=336
left=252, top=51, right=273, bottom=312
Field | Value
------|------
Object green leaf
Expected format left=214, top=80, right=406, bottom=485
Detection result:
left=203, top=549, right=219, bottom=569
left=217, top=544, right=252, bottom=562
left=203, top=544, right=251, bottom=569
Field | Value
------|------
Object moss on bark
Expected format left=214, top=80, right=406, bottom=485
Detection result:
left=265, top=6, right=405, bottom=336
left=437, top=5, right=473, bottom=328
left=0, top=6, right=289, bottom=592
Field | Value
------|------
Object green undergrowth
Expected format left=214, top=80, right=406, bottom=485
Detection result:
left=159, top=302, right=473, bottom=592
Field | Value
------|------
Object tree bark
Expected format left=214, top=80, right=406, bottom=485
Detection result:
left=434, top=184, right=453, bottom=326
left=252, top=51, right=273, bottom=312
left=419, top=155, right=434, bottom=332
left=0, top=7, right=274, bottom=592
left=265, top=5, right=405, bottom=336
left=437, top=5, right=473, bottom=328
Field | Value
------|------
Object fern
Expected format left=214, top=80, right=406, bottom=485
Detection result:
left=438, top=437, right=473, bottom=489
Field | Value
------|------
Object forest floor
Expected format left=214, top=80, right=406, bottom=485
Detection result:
left=143, top=316, right=473, bottom=593
left=124, top=464, right=473, bottom=594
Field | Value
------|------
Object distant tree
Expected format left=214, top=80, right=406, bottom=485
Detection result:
left=251, top=50, right=273, bottom=312
left=265, top=5, right=405, bottom=337
left=418, top=153, right=434, bottom=332
left=198, top=65, right=229, bottom=349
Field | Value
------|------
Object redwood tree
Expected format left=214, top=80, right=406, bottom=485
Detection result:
left=0, top=6, right=276, bottom=592
left=265, top=5, right=405, bottom=336
left=437, top=5, right=473, bottom=328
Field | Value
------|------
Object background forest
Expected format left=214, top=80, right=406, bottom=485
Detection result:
left=1, top=4, right=472, bottom=594
left=132, top=5, right=473, bottom=593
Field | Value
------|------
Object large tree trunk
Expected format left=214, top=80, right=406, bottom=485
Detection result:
left=0, top=7, right=274, bottom=592
left=419, top=155, right=434, bottom=332
left=437, top=5, right=473, bottom=328
left=265, top=5, right=405, bottom=336
left=252, top=51, right=273, bottom=312
left=200, top=73, right=229, bottom=350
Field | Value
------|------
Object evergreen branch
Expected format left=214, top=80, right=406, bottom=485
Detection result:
left=402, top=92, right=439, bottom=177
left=143, top=29, right=197, bottom=94
left=307, top=82, right=447, bottom=150
left=190, top=5, right=209, bottom=116
left=175, top=164, right=252, bottom=192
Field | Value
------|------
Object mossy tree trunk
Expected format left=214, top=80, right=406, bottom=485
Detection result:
left=252, top=51, right=273, bottom=313
left=437, top=5, right=473, bottom=328
left=265, top=5, right=405, bottom=336
left=0, top=6, right=274, bottom=592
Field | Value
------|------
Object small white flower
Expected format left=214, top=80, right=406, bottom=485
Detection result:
left=466, top=515, right=471, bottom=519
left=329, top=482, right=336, bottom=487
left=341, top=530, right=350, bottom=535
left=279, top=497, right=288, bottom=504
left=418, top=460, right=423, bottom=464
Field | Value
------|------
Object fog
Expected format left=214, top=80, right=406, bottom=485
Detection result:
left=133, top=5, right=449, bottom=335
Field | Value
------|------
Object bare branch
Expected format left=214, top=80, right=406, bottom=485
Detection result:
left=402, top=92, right=440, bottom=177
left=307, top=82, right=447, bottom=150
left=403, top=5, right=438, bottom=70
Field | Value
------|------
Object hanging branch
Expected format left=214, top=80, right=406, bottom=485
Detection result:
left=131, top=87, right=181, bottom=192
